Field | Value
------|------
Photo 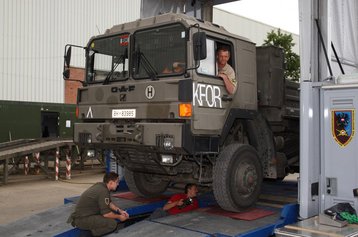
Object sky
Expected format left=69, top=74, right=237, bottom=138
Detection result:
left=215, top=0, right=299, bottom=34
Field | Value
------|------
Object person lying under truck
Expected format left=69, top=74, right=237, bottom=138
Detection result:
left=67, top=172, right=129, bottom=236
left=149, top=183, right=199, bottom=220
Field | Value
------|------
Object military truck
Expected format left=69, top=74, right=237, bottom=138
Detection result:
left=63, top=13, right=299, bottom=211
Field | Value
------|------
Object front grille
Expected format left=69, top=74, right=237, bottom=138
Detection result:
left=103, top=123, right=142, bottom=144
left=156, top=134, right=174, bottom=148
left=79, top=133, right=91, bottom=143
left=116, top=124, right=136, bottom=134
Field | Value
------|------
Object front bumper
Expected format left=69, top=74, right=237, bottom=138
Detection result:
left=74, top=122, right=219, bottom=154
left=74, top=121, right=219, bottom=175
left=74, top=122, right=185, bottom=151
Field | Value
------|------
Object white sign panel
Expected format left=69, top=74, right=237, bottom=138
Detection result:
left=112, top=109, right=136, bottom=118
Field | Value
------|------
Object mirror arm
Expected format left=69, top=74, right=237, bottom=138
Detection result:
left=63, top=44, right=86, bottom=66
left=186, top=60, right=201, bottom=71
left=63, top=44, right=86, bottom=80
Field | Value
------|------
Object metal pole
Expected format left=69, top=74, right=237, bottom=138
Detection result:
left=34, top=152, right=40, bottom=175
left=315, top=19, right=333, bottom=77
left=66, top=153, right=71, bottom=180
left=55, top=150, right=59, bottom=181
left=331, top=42, right=345, bottom=75
left=24, top=156, right=29, bottom=175
left=3, top=158, right=9, bottom=184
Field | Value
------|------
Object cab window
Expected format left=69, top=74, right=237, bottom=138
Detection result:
left=86, top=34, right=129, bottom=83
left=197, top=38, right=234, bottom=78
left=132, top=24, right=187, bottom=79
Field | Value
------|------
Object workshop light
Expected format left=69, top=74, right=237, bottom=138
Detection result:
left=179, top=103, right=192, bottom=117
left=161, top=154, right=174, bottom=164
left=163, top=136, right=174, bottom=150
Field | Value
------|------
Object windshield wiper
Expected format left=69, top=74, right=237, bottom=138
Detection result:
left=134, top=50, right=158, bottom=80
left=103, top=55, right=125, bottom=85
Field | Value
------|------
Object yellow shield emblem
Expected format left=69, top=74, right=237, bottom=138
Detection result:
left=332, top=109, right=355, bottom=147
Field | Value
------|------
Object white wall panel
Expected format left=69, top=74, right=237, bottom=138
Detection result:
left=213, top=8, right=299, bottom=54
left=0, top=0, right=140, bottom=103
left=1, top=1, right=299, bottom=103
left=331, top=1, right=358, bottom=74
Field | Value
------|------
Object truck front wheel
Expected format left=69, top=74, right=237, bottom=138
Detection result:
left=124, top=168, right=169, bottom=197
left=213, top=144, right=263, bottom=212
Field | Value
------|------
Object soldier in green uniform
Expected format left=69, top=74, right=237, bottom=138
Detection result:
left=67, top=172, right=129, bottom=236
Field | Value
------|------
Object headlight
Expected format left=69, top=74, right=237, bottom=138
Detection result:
left=163, top=136, right=174, bottom=150
left=161, top=154, right=174, bottom=164
left=87, top=149, right=95, bottom=158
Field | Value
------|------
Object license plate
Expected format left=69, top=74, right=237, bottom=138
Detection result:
left=112, top=109, right=136, bottom=118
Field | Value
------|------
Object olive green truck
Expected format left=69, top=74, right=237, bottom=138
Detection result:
left=63, top=13, right=299, bottom=211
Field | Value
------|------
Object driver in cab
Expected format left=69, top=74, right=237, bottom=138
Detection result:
left=217, top=47, right=237, bottom=95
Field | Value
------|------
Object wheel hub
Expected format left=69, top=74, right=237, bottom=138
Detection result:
left=236, top=163, right=258, bottom=194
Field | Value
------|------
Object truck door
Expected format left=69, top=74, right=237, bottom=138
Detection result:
left=192, top=37, right=234, bottom=133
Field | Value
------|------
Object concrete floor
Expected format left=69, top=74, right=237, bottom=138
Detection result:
left=0, top=167, right=105, bottom=225
left=0, top=167, right=299, bottom=226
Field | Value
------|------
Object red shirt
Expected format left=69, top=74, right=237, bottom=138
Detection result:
left=167, top=193, right=199, bottom=215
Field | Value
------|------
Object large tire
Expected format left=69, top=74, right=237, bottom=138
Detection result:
left=213, top=144, right=263, bottom=212
left=124, top=168, right=169, bottom=197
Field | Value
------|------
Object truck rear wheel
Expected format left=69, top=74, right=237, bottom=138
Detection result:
left=124, top=168, right=169, bottom=197
left=213, top=144, right=263, bottom=211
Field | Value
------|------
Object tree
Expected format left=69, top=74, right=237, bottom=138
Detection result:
left=263, top=29, right=300, bottom=81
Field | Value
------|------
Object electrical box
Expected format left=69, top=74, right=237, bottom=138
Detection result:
left=321, top=83, right=358, bottom=212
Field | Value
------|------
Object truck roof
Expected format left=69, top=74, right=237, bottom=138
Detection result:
left=103, top=13, right=253, bottom=44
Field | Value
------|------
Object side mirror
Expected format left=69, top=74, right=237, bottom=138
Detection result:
left=65, top=46, right=72, bottom=67
left=63, top=46, right=72, bottom=79
left=193, top=32, right=207, bottom=61
left=62, top=44, right=86, bottom=83
left=63, top=69, right=70, bottom=79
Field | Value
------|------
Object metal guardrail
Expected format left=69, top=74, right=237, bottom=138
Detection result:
left=0, top=138, right=73, bottom=160
left=0, top=138, right=76, bottom=185
left=0, top=139, right=34, bottom=149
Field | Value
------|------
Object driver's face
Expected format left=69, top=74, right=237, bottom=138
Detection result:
left=217, top=50, right=230, bottom=67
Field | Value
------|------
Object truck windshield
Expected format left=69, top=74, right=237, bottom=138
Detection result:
left=132, top=24, right=187, bottom=79
left=86, top=34, right=129, bottom=83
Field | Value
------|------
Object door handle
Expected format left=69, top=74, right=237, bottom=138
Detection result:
left=222, top=95, right=233, bottom=101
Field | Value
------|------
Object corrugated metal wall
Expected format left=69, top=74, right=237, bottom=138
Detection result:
left=0, top=1, right=299, bottom=103
left=0, top=0, right=140, bottom=103
left=213, top=8, right=300, bottom=54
